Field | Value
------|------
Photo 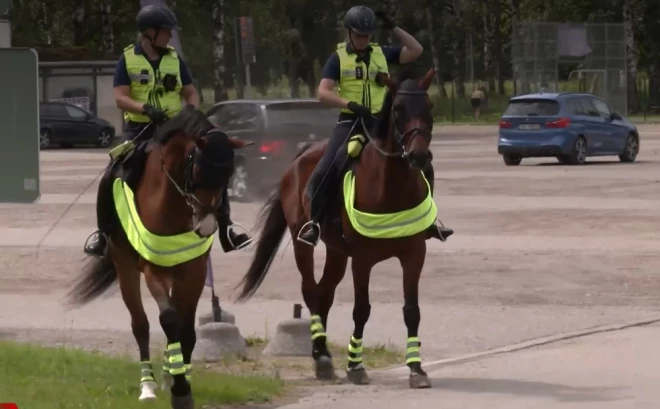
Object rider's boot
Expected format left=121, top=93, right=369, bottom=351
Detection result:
left=297, top=169, right=327, bottom=247
left=84, top=166, right=114, bottom=257
left=217, top=188, right=253, bottom=253
left=423, top=163, right=454, bottom=242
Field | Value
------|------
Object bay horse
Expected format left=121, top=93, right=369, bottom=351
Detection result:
left=236, top=68, right=438, bottom=389
left=67, top=105, right=252, bottom=409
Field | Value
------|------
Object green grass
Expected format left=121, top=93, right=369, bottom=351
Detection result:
left=0, top=340, right=284, bottom=409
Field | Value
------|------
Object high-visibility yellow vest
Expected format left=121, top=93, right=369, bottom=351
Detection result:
left=122, top=44, right=183, bottom=123
left=336, top=42, right=389, bottom=115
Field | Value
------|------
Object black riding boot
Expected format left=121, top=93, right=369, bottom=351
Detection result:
left=423, top=164, right=454, bottom=241
left=84, top=166, right=114, bottom=257
left=297, top=170, right=328, bottom=247
left=217, top=188, right=252, bottom=253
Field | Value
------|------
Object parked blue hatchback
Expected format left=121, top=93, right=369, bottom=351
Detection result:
left=497, top=92, right=640, bottom=166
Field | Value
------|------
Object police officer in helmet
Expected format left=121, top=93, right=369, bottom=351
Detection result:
left=83, top=5, right=252, bottom=258
left=296, top=5, right=453, bottom=247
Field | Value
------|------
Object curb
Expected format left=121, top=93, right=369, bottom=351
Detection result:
left=383, top=316, right=660, bottom=378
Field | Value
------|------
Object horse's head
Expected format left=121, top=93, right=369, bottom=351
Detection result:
left=379, top=68, right=435, bottom=170
left=155, top=106, right=253, bottom=237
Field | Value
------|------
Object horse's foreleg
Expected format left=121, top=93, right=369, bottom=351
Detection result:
left=112, top=247, right=156, bottom=401
left=292, top=239, right=334, bottom=380
left=345, top=256, right=373, bottom=385
left=144, top=266, right=193, bottom=409
left=399, top=243, right=431, bottom=389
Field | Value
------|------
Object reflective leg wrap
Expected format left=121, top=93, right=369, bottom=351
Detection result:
left=165, top=342, right=186, bottom=375
left=140, top=360, right=155, bottom=383
left=347, top=336, right=364, bottom=369
left=310, top=314, right=327, bottom=341
left=405, top=337, right=422, bottom=365
left=185, top=363, right=192, bottom=381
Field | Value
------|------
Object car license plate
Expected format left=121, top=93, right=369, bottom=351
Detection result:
left=519, top=124, right=540, bottom=130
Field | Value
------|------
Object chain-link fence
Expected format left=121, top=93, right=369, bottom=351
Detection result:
left=512, top=21, right=627, bottom=114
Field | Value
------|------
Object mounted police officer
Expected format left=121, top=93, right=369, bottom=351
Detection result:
left=83, top=4, right=252, bottom=258
left=296, top=5, right=453, bottom=247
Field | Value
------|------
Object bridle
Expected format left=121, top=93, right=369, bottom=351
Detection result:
left=359, top=89, right=432, bottom=161
left=160, top=134, right=233, bottom=215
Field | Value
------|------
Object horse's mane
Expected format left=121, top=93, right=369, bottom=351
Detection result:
left=154, top=105, right=217, bottom=145
left=372, top=68, right=417, bottom=139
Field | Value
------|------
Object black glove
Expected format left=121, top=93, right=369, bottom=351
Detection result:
left=347, top=102, right=372, bottom=118
left=375, top=11, right=395, bottom=30
left=142, top=104, right=168, bottom=124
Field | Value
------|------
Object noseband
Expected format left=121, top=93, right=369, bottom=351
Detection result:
left=360, top=89, right=432, bottom=160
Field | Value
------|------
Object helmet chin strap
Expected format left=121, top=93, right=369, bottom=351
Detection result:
left=143, top=29, right=169, bottom=54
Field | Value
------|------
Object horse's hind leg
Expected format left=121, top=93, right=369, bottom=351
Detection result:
left=345, top=256, right=374, bottom=385
left=399, top=245, right=431, bottom=389
left=292, top=239, right=334, bottom=380
left=111, top=245, right=157, bottom=401
left=143, top=265, right=193, bottom=409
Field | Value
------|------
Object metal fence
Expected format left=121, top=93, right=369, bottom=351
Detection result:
left=512, top=21, right=627, bottom=114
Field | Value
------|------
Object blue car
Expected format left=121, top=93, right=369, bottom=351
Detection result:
left=497, top=92, right=640, bottom=166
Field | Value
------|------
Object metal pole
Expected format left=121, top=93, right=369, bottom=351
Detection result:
left=244, top=63, right=252, bottom=99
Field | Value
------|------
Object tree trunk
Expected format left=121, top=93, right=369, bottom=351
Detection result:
left=72, top=0, right=85, bottom=46
left=425, top=4, right=447, bottom=97
left=211, top=0, right=228, bottom=102
left=623, top=0, right=640, bottom=113
left=100, top=3, right=114, bottom=53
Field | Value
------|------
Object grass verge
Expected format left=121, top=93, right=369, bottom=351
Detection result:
left=0, top=340, right=284, bottom=409
left=220, top=335, right=403, bottom=379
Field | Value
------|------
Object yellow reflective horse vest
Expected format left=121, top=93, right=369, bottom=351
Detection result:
left=336, top=42, right=389, bottom=115
left=123, top=44, right=183, bottom=123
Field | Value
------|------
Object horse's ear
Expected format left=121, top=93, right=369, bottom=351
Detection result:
left=379, top=72, right=397, bottom=93
left=229, top=137, right=254, bottom=149
left=419, top=67, right=436, bottom=90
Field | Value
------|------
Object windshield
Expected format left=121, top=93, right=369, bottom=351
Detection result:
left=265, top=102, right=338, bottom=127
left=503, top=99, right=559, bottom=116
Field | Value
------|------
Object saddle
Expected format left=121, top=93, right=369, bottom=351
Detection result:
left=107, top=138, right=151, bottom=193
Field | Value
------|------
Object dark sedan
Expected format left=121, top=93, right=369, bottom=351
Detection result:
left=39, top=101, right=116, bottom=149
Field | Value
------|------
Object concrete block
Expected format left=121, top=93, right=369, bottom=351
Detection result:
left=262, top=318, right=311, bottom=357
left=191, top=322, right=247, bottom=362
left=197, top=309, right=236, bottom=326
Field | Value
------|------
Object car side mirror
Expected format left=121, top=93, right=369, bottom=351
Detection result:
left=611, top=111, right=621, bottom=120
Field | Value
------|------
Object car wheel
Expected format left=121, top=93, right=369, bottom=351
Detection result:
left=230, top=163, right=254, bottom=202
left=503, top=154, right=522, bottom=166
left=618, top=134, right=638, bottom=163
left=97, top=128, right=114, bottom=148
left=40, top=129, right=52, bottom=149
left=567, top=136, right=587, bottom=165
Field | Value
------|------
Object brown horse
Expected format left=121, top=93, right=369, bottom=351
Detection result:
left=67, top=106, right=251, bottom=409
left=236, top=68, right=438, bottom=389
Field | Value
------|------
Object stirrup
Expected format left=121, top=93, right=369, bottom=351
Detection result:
left=435, top=218, right=448, bottom=242
left=296, top=220, right=320, bottom=247
left=83, top=231, right=107, bottom=257
left=227, top=223, right=253, bottom=250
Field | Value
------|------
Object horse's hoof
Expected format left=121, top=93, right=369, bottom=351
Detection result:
left=170, top=393, right=194, bottom=409
left=409, top=372, right=431, bottom=389
left=346, top=367, right=370, bottom=385
left=138, top=380, right=158, bottom=400
left=161, top=372, right=174, bottom=391
left=315, top=356, right=336, bottom=380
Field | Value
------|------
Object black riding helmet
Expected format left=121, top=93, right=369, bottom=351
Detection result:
left=344, top=5, right=376, bottom=35
left=137, top=5, right=179, bottom=33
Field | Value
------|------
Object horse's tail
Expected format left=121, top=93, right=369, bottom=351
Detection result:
left=67, top=256, right=118, bottom=306
left=235, top=187, right=287, bottom=302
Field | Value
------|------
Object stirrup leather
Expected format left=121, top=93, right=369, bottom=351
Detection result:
left=297, top=220, right=320, bottom=246
left=226, top=223, right=252, bottom=250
